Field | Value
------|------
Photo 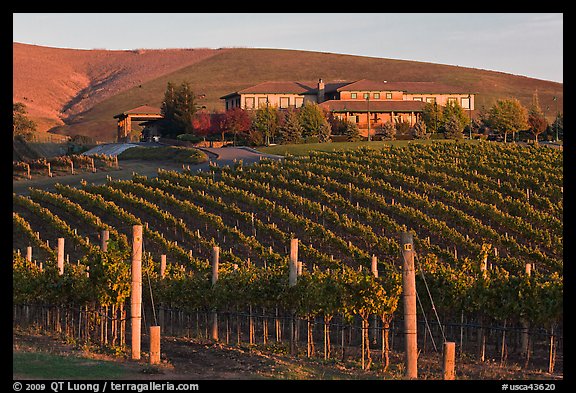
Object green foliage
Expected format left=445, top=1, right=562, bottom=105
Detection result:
left=483, top=98, right=528, bottom=142
left=412, top=120, right=430, bottom=140
left=441, top=102, right=468, bottom=139
left=344, top=121, right=361, bottom=142
left=379, top=121, right=396, bottom=140
left=298, top=102, right=332, bottom=142
left=252, top=105, right=280, bottom=145
left=160, top=81, right=199, bottom=137
left=422, top=102, right=443, bottom=133
left=118, top=146, right=208, bottom=164
left=13, top=102, right=37, bottom=140
left=279, top=109, right=304, bottom=144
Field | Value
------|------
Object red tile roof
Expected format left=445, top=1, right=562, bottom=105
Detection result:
left=319, top=99, right=426, bottom=112
left=114, top=105, right=162, bottom=117
left=220, top=80, right=351, bottom=99
left=220, top=79, right=474, bottom=100
left=337, top=79, right=470, bottom=94
left=239, top=81, right=317, bottom=94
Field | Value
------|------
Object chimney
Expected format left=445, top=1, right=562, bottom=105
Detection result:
left=317, top=78, right=325, bottom=103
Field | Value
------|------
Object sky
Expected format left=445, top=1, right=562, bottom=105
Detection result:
left=13, top=13, right=563, bottom=83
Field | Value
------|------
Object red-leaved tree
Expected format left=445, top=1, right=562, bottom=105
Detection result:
left=222, top=107, right=253, bottom=145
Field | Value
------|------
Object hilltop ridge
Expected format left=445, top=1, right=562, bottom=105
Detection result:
left=13, top=43, right=563, bottom=142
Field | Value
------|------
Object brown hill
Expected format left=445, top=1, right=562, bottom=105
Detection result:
left=13, top=43, right=563, bottom=142
left=13, top=42, right=226, bottom=133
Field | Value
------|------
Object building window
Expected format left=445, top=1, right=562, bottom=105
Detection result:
left=351, top=93, right=357, bottom=99
left=413, top=97, right=423, bottom=101
left=373, top=93, right=380, bottom=99
left=363, top=93, right=370, bottom=99
left=386, top=92, right=393, bottom=99
left=258, top=97, right=268, bottom=107
left=245, top=97, right=255, bottom=109
left=461, top=97, right=470, bottom=109
left=295, top=97, right=304, bottom=108
left=426, top=97, right=436, bottom=104
left=280, top=97, right=290, bottom=109
left=447, top=97, right=458, bottom=105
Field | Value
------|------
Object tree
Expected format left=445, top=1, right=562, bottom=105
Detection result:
left=344, top=121, right=361, bottom=142
left=379, top=121, right=396, bottom=141
left=13, top=102, right=37, bottom=140
left=551, top=113, right=563, bottom=141
left=441, top=102, right=468, bottom=139
left=222, top=107, right=252, bottom=146
left=191, top=110, right=212, bottom=139
left=252, top=105, right=279, bottom=146
left=422, top=102, right=442, bottom=134
left=412, top=120, right=430, bottom=140
left=299, top=102, right=331, bottom=142
left=484, top=98, right=528, bottom=143
left=527, top=91, right=548, bottom=144
left=160, top=81, right=199, bottom=137
left=278, top=108, right=303, bottom=144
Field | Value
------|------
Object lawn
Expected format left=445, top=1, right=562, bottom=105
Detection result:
left=13, top=351, right=133, bottom=379
left=257, top=139, right=476, bottom=156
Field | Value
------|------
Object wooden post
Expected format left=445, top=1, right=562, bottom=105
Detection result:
left=70, top=160, right=75, bottom=175
left=26, top=246, right=32, bottom=263
left=131, top=225, right=143, bottom=360
left=101, top=229, right=109, bottom=252
left=289, top=238, right=298, bottom=355
left=160, top=254, right=167, bottom=279
left=371, top=254, right=378, bottom=278
left=211, top=246, right=219, bottom=341
left=149, top=325, right=161, bottom=365
left=47, top=162, right=52, bottom=177
left=443, top=342, right=456, bottom=380
left=401, top=232, right=418, bottom=379
left=371, top=254, right=378, bottom=345
left=57, top=238, right=65, bottom=275
left=520, top=263, right=531, bottom=363
left=289, top=238, right=298, bottom=287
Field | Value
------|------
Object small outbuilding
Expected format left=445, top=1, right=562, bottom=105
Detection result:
left=113, top=105, right=163, bottom=142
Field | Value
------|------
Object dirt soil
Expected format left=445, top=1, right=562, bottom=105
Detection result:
left=12, top=147, right=282, bottom=196
left=13, top=330, right=562, bottom=381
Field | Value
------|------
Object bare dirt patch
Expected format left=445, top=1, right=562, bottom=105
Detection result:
left=13, top=330, right=562, bottom=381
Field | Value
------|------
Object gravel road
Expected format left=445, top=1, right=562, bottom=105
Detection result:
left=12, top=146, right=283, bottom=195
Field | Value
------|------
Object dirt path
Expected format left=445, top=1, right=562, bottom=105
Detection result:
left=12, top=147, right=283, bottom=196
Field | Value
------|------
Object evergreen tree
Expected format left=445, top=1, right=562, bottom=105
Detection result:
left=441, top=102, right=468, bottom=139
left=344, top=121, right=361, bottom=142
left=160, top=81, right=199, bottom=137
left=412, top=120, right=430, bottom=140
left=278, top=109, right=303, bottom=144
left=379, top=121, right=396, bottom=141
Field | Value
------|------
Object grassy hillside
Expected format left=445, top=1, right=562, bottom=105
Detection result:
left=39, top=47, right=562, bottom=142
